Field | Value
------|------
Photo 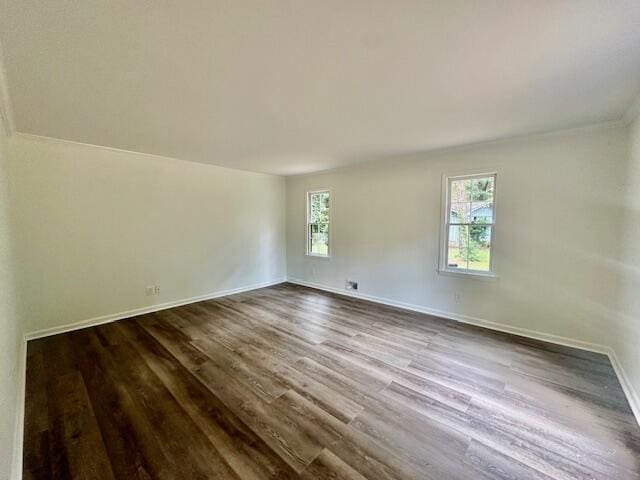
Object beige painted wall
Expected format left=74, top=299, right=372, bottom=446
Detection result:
left=8, top=135, right=286, bottom=334
left=0, top=125, right=21, bottom=478
left=287, top=125, right=628, bottom=349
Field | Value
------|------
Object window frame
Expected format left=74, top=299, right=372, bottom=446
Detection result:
left=305, top=188, right=331, bottom=258
left=439, top=172, right=498, bottom=278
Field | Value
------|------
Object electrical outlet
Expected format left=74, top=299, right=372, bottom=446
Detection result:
left=346, top=280, right=358, bottom=291
left=154, top=286, right=161, bottom=294
left=146, top=286, right=155, bottom=296
left=453, top=291, right=462, bottom=303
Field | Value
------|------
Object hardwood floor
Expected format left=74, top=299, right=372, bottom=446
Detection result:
left=23, top=283, right=640, bottom=479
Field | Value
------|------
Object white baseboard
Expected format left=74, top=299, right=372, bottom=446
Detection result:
left=286, top=278, right=610, bottom=353
left=286, top=277, right=640, bottom=426
left=11, top=337, right=27, bottom=480
left=608, top=349, right=640, bottom=425
left=25, top=278, right=286, bottom=341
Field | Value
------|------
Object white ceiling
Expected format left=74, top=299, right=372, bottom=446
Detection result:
left=1, top=1, right=640, bottom=175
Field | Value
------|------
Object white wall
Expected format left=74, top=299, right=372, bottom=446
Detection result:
left=613, top=114, right=640, bottom=412
left=287, top=125, right=628, bottom=349
left=0, top=125, right=21, bottom=478
left=8, top=135, right=286, bottom=334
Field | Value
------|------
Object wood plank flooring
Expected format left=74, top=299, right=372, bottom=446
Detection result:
left=23, top=282, right=640, bottom=479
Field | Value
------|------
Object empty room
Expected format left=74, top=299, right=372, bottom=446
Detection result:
left=1, top=1, right=640, bottom=479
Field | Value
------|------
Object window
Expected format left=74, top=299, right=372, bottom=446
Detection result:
left=306, top=190, right=330, bottom=257
left=441, top=173, right=496, bottom=276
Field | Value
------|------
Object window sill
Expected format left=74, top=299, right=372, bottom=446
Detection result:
left=437, top=268, right=499, bottom=281
left=305, top=253, right=331, bottom=260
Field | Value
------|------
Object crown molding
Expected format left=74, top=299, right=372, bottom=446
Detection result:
left=0, top=40, right=15, bottom=137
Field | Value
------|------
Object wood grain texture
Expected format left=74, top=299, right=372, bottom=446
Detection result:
left=23, top=283, right=640, bottom=479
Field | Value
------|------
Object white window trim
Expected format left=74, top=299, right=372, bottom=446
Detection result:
left=438, top=172, right=498, bottom=279
left=305, top=188, right=331, bottom=259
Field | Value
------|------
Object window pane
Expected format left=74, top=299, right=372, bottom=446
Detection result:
left=309, top=223, right=329, bottom=255
left=450, top=179, right=470, bottom=203
left=447, top=225, right=468, bottom=269
left=310, top=192, right=330, bottom=223
left=444, top=174, right=495, bottom=274
left=471, top=202, right=493, bottom=223
left=471, top=177, right=494, bottom=201
left=450, top=202, right=471, bottom=223
left=468, top=225, right=491, bottom=271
